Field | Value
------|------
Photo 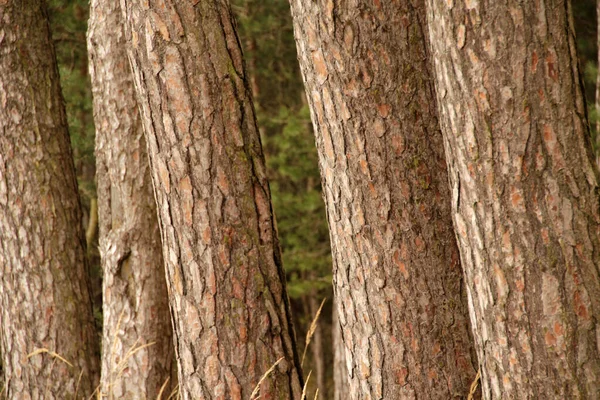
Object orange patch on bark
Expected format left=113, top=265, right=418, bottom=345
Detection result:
left=574, top=291, right=590, bottom=320
left=515, top=279, right=525, bottom=292
left=510, top=187, right=524, bottom=211
left=545, top=331, right=557, bottom=346
left=531, top=51, right=539, bottom=72
left=392, top=134, right=405, bottom=155
left=541, top=228, right=550, bottom=245
left=378, top=103, right=391, bottom=118
left=396, top=368, right=408, bottom=385
left=203, top=226, right=211, bottom=244
left=553, top=322, right=563, bottom=336
left=360, top=159, right=369, bottom=175
left=415, top=236, right=426, bottom=252
left=427, top=369, right=438, bottom=381
left=546, top=52, right=558, bottom=81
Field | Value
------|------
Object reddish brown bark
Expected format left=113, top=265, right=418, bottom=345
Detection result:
left=427, top=0, right=600, bottom=397
left=0, top=0, right=100, bottom=397
left=289, top=1, right=477, bottom=398
left=87, top=0, right=175, bottom=397
left=120, top=1, right=303, bottom=398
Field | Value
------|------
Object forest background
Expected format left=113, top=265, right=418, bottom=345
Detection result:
left=3, top=0, right=599, bottom=397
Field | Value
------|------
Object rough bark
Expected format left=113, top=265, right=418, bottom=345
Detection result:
left=332, top=307, right=349, bottom=400
left=120, top=1, right=303, bottom=399
left=289, top=1, right=477, bottom=398
left=426, top=1, right=600, bottom=398
left=0, top=0, right=100, bottom=397
left=87, top=1, right=175, bottom=397
left=596, top=0, right=600, bottom=167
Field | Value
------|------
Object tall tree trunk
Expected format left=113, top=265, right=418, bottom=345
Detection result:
left=289, top=1, right=477, bottom=398
left=0, top=0, right=100, bottom=397
left=87, top=1, right=175, bottom=398
left=332, top=307, right=349, bottom=400
left=307, top=293, right=325, bottom=397
left=120, top=1, right=303, bottom=399
left=596, top=0, right=600, bottom=167
left=426, top=1, right=600, bottom=398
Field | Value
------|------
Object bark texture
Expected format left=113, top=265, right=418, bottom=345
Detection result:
left=289, top=1, right=477, bottom=398
left=332, top=307, right=350, bottom=400
left=120, top=1, right=303, bottom=398
left=87, top=1, right=175, bottom=397
left=426, top=1, right=600, bottom=398
left=0, top=0, right=100, bottom=397
left=596, top=0, right=600, bottom=167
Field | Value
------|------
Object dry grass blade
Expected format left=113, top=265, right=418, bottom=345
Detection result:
left=74, top=369, right=84, bottom=399
left=313, top=387, right=319, bottom=400
left=114, top=341, right=156, bottom=377
left=166, top=385, right=179, bottom=400
left=300, top=370, right=311, bottom=400
left=467, top=369, right=481, bottom=400
left=86, top=383, right=101, bottom=400
left=157, top=377, right=170, bottom=400
left=27, top=348, right=73, bottom=367
left=301, top=298, right=326, bottom=367
left=249, top=356, right=285, bottom=400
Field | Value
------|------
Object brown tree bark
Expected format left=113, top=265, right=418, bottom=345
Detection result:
left=0, top=0, right=100, bottom=397
left=120, top=1, right=303, bottom=399
left=426, top=1, right=600, bottom=398
left=87, top=1, right=175, bottom=397
left=596, top=0, right=600, bottom=167
left=332, top=307, right=349, bottom=400
left=289, top=1, right=477, bottom=398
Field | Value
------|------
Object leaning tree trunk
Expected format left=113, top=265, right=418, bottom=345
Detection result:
left=87, top=1, right=175, bottom=397
left=120, top=1, right=303, bottom=399
left=0, top=0, right=100, bottom=397
left=426, top=1, right=600, bottom=398
left=289, top=1, right=477, bottom=398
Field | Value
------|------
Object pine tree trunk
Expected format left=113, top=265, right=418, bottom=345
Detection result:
left=596, top=0, right=600, bottom=167
left=308, top=294, right=325, bottom=397
left=120, top=1, right=303, bottom=398
left=289, top=1, right=477, bottom=398
left=426, top=1, right=600, bottom=398
left=332, top=307, right=350, bottom=400
left=0, top=0, right=100, bottom=397
left=87, top=1, right=175, bottom=397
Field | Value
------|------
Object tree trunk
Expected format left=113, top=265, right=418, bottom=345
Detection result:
left=426, top=1, right=600, bottom=398
left=87, top=1, right=175, bottom=398
left=332, top=307, right=349, bottom=400
left=307, top=293, right=325, bottom=397
left=0, top=0, right=100, bottom=397
left=596, top=0, right=600, bottom=167
left=120, top=1, right=303, bottom=399
left=289, top=1, right=477, bottom=398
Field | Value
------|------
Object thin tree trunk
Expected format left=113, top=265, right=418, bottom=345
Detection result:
left=0, top=0, right=100, bottom=397
left=596, top=0, right=600, bottom=167
left=308, top=293, right=325, bottom=397
left=332, top=307, right=349, bottom=400
left=120, top=1, right=303, bottom=399
left=87, top=1, right=175, bottom=398
left=426, top=1, right=600, bottom=398
left=289, top=1, right=477, bottom=398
